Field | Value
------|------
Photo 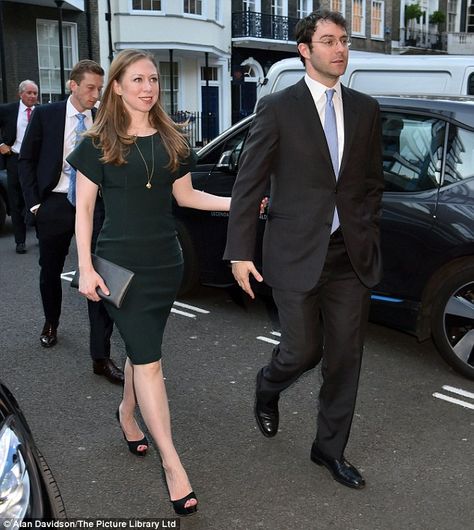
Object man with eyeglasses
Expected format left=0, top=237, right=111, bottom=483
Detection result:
left=225, top=10, right=383, bottom=489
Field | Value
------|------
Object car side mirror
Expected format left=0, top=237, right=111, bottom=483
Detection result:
left=216, top=150, right=238, bottom=173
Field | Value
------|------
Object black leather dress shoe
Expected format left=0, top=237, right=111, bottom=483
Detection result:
left=16, top=243, right=26, bottom=254
left=254, top=400, right=279, bottom=437
left=310, top=444, right=365, bottom=489
left=93, top=359, right=124, bottom=385
left=254, top=369, right=279, bottom=437
left=40, top=322, right=57, bottom=348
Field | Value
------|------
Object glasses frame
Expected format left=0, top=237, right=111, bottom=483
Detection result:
left=310, top=38, right=352, bottom=48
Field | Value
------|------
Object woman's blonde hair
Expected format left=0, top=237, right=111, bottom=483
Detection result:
left=87, top=49, right=189, bottom=171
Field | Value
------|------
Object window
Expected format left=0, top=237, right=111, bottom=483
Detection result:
left=297, top=0, right=312, bottom=18
left=447, top=0, right=458, bottom=32
left=159, top=61, right=179, bottom=114
left=184, top=0, right=202, bottom=15
left=352, top=0, right=366, bottom=35
left=37, top=19, right=77, bottom=104
left=371, top=1, right=384, bottom=38
left=443, top=126, right=474, bottom=186
left=242, top=0, right=256, bottom=11
left=201, top=66, right=219, bottom=81
left=215, top=0, right=222, bottom=21
left=330, top=0, right=346, bottom=15
left=272, top=0, right=283, bottom=16
left=381, top=113, right=444, bottom=192
left=132, top=0, right=161, bottom=10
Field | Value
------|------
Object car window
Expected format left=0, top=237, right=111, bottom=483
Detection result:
left=381, top=112, right=445, bottom=192
left=198, top=126, right=249, bottom=167
left=443, top=126, right=474, bottom=186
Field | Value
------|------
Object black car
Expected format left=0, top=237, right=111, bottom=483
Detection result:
left=0, top=380, right=66, bottom=521
left=174, top=95, right=474, bottom=381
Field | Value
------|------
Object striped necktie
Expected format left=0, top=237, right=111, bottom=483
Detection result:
left=67, top=113, right=87, bottom=206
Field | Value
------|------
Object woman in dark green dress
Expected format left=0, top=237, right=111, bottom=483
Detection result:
left=69, top=50, right=230, bottom=516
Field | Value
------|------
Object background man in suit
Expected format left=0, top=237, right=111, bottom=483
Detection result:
left=224, top=10, right=384, bottom=489
left=0, top=80, right=38, bottom=253
left=19, top=60, right=123, bottom=385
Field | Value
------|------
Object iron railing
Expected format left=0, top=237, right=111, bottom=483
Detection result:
left=171, top=111, right=218, bottom=148
left=400, top=28, right=447, bottom=51
left=232, top=11, right=299, bottom=42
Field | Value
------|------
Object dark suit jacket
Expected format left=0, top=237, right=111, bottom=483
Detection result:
left=18, top=100, right=68, bottom=209
left=0, top=101, right=20, bottom=146
left=223, top=78, right=384, bottom=291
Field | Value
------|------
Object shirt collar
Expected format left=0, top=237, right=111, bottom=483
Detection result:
left=19, top=100, right=32, bottom=113
left=304, top=74, right=342, bottom=101
left=67, top=96, right=92, bottom=119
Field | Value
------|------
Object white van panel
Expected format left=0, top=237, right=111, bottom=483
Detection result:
left=258, top=55, right=474, bottom=102
left=348, top=70, right=452, bottom=94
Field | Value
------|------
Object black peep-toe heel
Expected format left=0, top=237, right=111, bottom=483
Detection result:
left=171, top=491, right=198, bottom=516
left=115, top=409, right=149, bottom=457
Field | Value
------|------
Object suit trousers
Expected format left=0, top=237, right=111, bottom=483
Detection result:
left=5, top=153, right=26, bottom=244
left=36, top=193, right=75, bottom=327
left=87, top=196, right=114, bottom=361
left=257, top=230, right=371, bottom=459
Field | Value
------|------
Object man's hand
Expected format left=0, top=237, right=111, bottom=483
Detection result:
left=231, top=261, right=263, bottom=299
left=0, top=144, right=12, bottom=155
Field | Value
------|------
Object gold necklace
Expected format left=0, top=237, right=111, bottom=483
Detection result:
left=134, top=135, right=155, bottom=189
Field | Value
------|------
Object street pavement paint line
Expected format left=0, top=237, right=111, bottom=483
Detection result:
left=442, top=385, right=474, bottom=400
left=173, top=301, right=210, bottom=314
left=171, top=308, right=196, bottom=318
left=270, top=331, right=281, bottom=337
left=61, top=271, right=76, bottom=282
left=257, top=336, right=280, bottom=345
left=432, top=392, right=474, bottom=410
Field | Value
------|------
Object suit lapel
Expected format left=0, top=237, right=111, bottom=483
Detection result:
left=339, top=86, right=358, bottom=178
left=291, top=79, right=334, bottom=175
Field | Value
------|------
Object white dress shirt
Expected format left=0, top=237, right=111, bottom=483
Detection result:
left=12, top=101, right=35, bottom=154
left=52, top=97, right=93, bottom=194
left=304, top=74, right=344, bottom=171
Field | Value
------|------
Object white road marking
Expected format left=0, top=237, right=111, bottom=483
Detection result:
left=432, top=392, right=474, bottom=410
left=270, top=331, right=281, bottom=337
left=174, top=301, right=210, bottom=314
left=170, top=308, right=197, bottom=318
left=61, top=271, right=76, bottom=282
left=257, top=336, right=280, bottom=345
left=442, top=385, right=474, bottom=400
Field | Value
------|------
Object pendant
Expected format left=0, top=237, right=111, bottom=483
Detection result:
left=146, top=182, right=152, bottom=189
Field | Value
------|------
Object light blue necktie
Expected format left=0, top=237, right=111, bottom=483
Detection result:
left=324, top=89, right=340, bottom=233
left=67, top=113, right=87, bottom=206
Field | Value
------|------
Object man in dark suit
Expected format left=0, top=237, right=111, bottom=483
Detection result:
left=19, top=60, right=124, bottom=384
left=0, top=80, right=38, bottom=253
left=224, top=10, right=384, bottom=489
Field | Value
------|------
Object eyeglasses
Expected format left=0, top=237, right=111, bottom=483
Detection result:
left=311, top=38, right=352, bottom=48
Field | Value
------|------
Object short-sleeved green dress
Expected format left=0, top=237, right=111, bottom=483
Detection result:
left=67, top=134, right=197, bottom=364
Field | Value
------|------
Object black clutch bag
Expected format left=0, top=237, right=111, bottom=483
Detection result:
left=71, top=254, right=134, bottom=309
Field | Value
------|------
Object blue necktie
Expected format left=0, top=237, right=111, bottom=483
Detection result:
left=324, top=89, right=340, bottom=233
left=67, top=113, right=87, bottom=206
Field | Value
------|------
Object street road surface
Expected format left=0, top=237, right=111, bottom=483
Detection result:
left=1, top=223, right=473, bottom=530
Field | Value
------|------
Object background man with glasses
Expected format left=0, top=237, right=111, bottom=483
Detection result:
left=225, top=10, right=383, bottom=489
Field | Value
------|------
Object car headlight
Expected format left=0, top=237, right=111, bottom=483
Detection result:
left=0, top=419, right=31, bottom=520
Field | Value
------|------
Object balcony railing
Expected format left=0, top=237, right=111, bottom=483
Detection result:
left=400, top=28, right=447, bottom=51
left=232, top=11, right=299, bottom=42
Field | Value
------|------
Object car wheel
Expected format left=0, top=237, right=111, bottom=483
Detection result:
left=176, top=221, right=199, bottom=296
left=0, top=194, right=6, bottom=232
left=431, top=264, right=474, bottom=379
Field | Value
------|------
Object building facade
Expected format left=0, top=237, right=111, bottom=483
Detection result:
left=0, top=0, right=98, bottom=103
left=231, top=0, right=393, bottom=122
left=97, top=1, right=232, bottom=144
